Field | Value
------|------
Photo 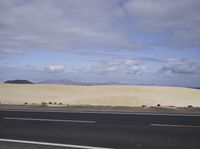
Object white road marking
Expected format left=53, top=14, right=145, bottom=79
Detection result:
left=150, top=124, right=200, bottom=128
left=1, top=109, right=200, bottom=117
left=4, top=117, right=96, bottom=123
left=0, top=138, right=112, bottom=149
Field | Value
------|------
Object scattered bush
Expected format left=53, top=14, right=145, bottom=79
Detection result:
left=188, top=105, right=193, bottom=108
left=53, top=102, right=57, bottom=105
left=59, top=102, right=62, bottom=105
left=41, top=102, right=47, bottom=106
left=24, top=102, right=28, bottom=105
left=142, top=105, right=146, bottom=108
left=32, top=103, right=36, bottom=106
left=48, top=102, right=52, bottom=104
left=157, top=104, right=161, bottom=107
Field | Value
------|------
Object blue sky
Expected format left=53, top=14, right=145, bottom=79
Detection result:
left=0, top=0, right=200, bottom=87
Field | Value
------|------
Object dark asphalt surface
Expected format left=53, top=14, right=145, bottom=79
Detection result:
left=0, top=110, right=200, bottom=149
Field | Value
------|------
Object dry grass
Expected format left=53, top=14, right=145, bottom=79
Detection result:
left=0, top=84, right=200, bottom=107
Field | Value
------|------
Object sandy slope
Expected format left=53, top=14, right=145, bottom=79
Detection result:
left=0, top=84, right=200, bottom=107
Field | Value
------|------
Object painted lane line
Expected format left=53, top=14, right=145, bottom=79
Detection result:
left=150, top=124, right=200, bottom=128
left=1, top=109, right=200, bottom=117
left=0, top=138, right=112, bottom=149
left=4, top=117, right=96, bottom=124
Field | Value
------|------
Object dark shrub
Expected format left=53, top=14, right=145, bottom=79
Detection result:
left=41, top=102, right=47, bottom=106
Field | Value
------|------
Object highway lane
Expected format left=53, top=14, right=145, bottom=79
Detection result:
left=0, top=110, right=200, bottom=149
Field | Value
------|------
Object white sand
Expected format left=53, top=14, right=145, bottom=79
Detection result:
left=0, top=84, right=200, bottom=107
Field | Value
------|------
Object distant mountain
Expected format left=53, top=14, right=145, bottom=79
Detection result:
left=37, top=79, right=122, bottom=86
left=88, top=81, right=125, bottom=86
left=37, top=79, right=90, bottom=85
left=4, top=80, right=34, bottom=84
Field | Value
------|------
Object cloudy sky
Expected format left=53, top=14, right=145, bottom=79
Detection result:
left=0, top=0, right=200, bottom=87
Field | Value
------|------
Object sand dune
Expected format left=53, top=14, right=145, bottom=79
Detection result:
left=0, top=84, right=200, bottom=107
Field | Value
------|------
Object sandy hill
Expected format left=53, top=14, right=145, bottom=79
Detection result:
left=0, top=84, right=199, bottom=107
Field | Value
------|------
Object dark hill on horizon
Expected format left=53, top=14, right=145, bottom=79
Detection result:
left=4, top=80, right=34, bottom=84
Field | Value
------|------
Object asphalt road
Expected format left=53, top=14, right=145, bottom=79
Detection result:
left=0, top=110, right=200, bottom=149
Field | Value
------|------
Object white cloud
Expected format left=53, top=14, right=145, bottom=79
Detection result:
left=164, top=30, right=200, bottom=48
left=45, top=64, right=65, bottom=73
left=0, top=0, right=143, bottom=55
left=1, top=0, right=199, bottom=53
left=124, top=0, right=200, bottom=31
left=123, top=0, right=200, bottom=48
left=83, top=58, right=149, bottom=75
left=161, top=59, right=200, bottom=75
